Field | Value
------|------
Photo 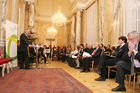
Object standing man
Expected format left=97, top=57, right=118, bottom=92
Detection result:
left=112, top=31, right=140, bottom=91
left=19, top=29, right=31, bottom=69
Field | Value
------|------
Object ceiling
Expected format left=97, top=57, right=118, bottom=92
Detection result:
left=34, top=0, right=89, bottom=22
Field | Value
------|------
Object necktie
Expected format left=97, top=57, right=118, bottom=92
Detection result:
left=131, top=52, right=134, bottom=76
left=92, top=49, right=97, bottom=56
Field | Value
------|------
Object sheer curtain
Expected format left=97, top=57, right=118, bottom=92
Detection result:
left=125, top=0, right=140, bottom=35
left=86, top=1, right=98, bottom=45
left=137, top=0, right=140, bottom=33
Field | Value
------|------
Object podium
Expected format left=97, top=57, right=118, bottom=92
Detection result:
left=32, top=45, right=41, bottom=69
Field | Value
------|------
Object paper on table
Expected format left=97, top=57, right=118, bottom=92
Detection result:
left=134, top=59, right=140, bottom=68
left=82, top=52, right=92, bottom=57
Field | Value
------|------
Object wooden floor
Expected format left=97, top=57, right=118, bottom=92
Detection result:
left=36, top=60, right=140, bottom=93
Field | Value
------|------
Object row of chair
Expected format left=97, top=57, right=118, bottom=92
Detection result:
left=0, top=58, right=13, bottom=77
left=91, top=61, right=140, bottom=89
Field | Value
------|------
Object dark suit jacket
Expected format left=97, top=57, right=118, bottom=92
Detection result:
left=83, top=48, right=94, bottom=55
left=20, top=33, right=29, bottom=52
left=114, top=43, right=129, bottom=63
left=92, top=48, right=102, bottom=58
left=122, top=42, right=140, bottom=63
left=91, top=48, right=102, bottom=65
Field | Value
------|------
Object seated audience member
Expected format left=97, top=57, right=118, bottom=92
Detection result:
left=57, top=46, right=61, bottom=60
left=83, top=43, right=87, bottom=49
left=112, top=31, right=140, bottom=91
left=65, top=47, right=71, bottom=62
left=60, top=46, right=67, bottom=62
left=110, top=46, right=116, bottom=55
left=68, top=46, right=79, bottom=67
left=52, top=46, right=57, bottom=61
left=74, top=45, right=84, bottom=69
left=104, top=44, right=112, bottom=56
left=78, top=44, right=84, bottom=67
left=91, top=43, right=102, bottom=66
left=29, top=47, right=36, bottom=64
left=95, top=36, right=127, bottom=81
left=81, top=43, right=94, bottom=72
left=99, top=44, right=104, bottom=50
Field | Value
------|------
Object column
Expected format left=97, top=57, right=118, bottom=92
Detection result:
left=21, top=1, right=26, bottom=34
left=29, top=2, right=34, bottom=29
left=0, top=0, right=7, bottom=45
left=71, top=16, right=76, bottom=49
left=12, top=0, right=17, bottom=22
left=76, top=10, right=81, bottom=46
left=64, top=23, right=68, bottom=46
left=0, top=0, right=8, bottom=58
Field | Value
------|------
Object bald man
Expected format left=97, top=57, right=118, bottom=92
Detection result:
left=19, top=30, right=31, bottom=69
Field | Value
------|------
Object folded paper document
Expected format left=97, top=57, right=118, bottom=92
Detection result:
left=72, top=55, right=77, bottom=58
left=82, top=52, right=92, bottom=57
left=134, top=59, right=140, bottom=68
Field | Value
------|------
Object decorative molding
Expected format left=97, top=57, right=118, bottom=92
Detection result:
left=85, top=0, right=96, bottom=10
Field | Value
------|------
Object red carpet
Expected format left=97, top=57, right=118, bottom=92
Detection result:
left=0, top=68, right=93, bottom=93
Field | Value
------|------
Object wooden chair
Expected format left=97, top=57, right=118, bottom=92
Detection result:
left=125, top=73, right=131, bottom=87
left=91, top=61, right=95, bottom=71
left=108, top=65, right=117, bottom=79
left=133, top=72, right=140, bottom=89
left=125, top=72, right=140, bottom=88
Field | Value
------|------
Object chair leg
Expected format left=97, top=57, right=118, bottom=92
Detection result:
left=92, top=61, right=94, bottom=72
left=2, top=64, right=6, bottom=77
left=7, top=63, right=10, bottom=73
left=9, top=62, right=13, bottom=70
left=129, top=74, right=131, bottom=87
left=133, top=73, right=136, bottom=89
left=108, top=67, right=110, bottom=79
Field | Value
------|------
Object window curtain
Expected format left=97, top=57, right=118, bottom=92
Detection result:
left=86, top=1, right=98, bottom=45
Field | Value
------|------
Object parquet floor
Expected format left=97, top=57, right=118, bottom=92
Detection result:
left=37, top=60, right=140, bottom=93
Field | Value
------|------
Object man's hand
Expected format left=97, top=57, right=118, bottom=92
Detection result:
left=128, top=42, right=136, bottom=56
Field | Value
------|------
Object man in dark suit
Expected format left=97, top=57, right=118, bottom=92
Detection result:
left=19, top=29, right=31, bottom=69
left=112, top=31, right=140, bottom=91
left=91, top=43, right=102, bottom=66
left=95, top=36, right=127, bottom=81
left=80, top=43, right=94, bottom=72
left=81, top=43, right=102, bottom=72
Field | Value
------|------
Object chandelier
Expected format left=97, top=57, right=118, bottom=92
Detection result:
left=51, top=10, right=67, bottom=26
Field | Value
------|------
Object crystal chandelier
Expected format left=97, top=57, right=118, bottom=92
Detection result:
left=51, top=10, right=67, bottom=26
